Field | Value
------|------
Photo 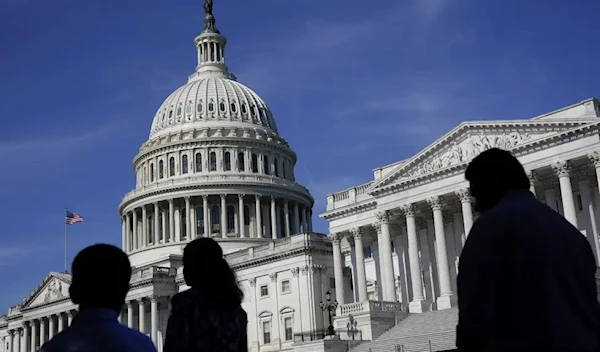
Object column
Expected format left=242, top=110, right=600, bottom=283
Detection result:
left=48, top=316, right=55, bottom=340
left=301, top=208, right=308, bottom=232
left=220, top=195, right=227, bottom=238
left=185, top=197, right=191, bottom=240
left=169, top=200, right=175, bottom=242
left=138, top=299, right=146, bottom=334
left=132, top=210, right=138, bottom=250
left=202, top=196, right=209, bottom=237
left=373, top=211, right=396, bottom=302
left=190, top=202, right=197, bottom=239
left=293, top=203, right=300, bottom=234
left=125, top=213, right=131, bottom=252
left=307, top=211, right=313, bottom=232
left=428, top=196, right=454, bottom=308
left=283, top=201, right=291, bottom=237
left=13, top=330, right=19, bottom=352
left=21, top=325, right=28, bottom=352
left=238, top=195, right=246, bottom=238
left=127, top=302, right=134, bottom=328
left=31, top=320, right=37, bottom=352
left=161, top=209, right=167, bottom=243
left=527, top=170, right=537, bottom=197
left=57, top=313, right=64, bottom=333
left=270, top=197, right=277, bottom=239
left=67, top=312, right=73, bottom=326
left=579, top=178, right=600, bottom=265
left=8, top=330, right=13, bottom=352
left=150, top=296, right=158, bottom=344
left=121, top=217, right=127, bottom=251
left=255, top=195, right=263, bottom=238
left=553, top=161, right=578, bottom=227
left=349, top=227, right=368, bottom=302
left=39, top=318, right=46, bottom=345
left=329, top=233, right=345, bottom=305
left=455, top=189, right=474, bottom=236
left=154, top=203, right=160, bottom=244
left=141, top=206, right=148, bottom=247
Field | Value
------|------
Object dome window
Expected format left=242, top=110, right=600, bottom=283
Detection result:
left=150, top=163, right=155, bottom=182
left=238, top=152, right=245, bottom=171
left=169, top=110, right=173, bottom=118
left=195, top=153, right=202, bottom=172
left=162, top=113, right=165, bottom=122
left=241, top=103, right=248, bottom=114
left=209, top=152, right=217, bottom=171
left=181, top=154, right=189, bottom=174
left=224, top=152, right=231, bottom=171
left=250, top=105, right=257, bottom=117
left=186, top=104, right=192, bottom=115
left=219, top=102, right=226, bottom=112
left=197, top=103, right=203, bottom=113
left=208, top=102, right=215, bottom=112
left=251, top=154, right=259, bottom=173
left=263, top=155, right=270, bottom=175
left=177, top=107, right=182, bottom=116
left=169, top=157, right=176, bottom=177
left=159, top=160, right=164, bottom=179
left=231, top=103, right=237, bottom=113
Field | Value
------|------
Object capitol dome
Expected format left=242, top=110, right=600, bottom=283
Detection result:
left=118, top=4, right=314, bottom=267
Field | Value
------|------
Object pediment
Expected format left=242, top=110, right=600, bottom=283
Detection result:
left=22, top=272, right=71, bottom=309
left=369, top=120, right=596, bottom=192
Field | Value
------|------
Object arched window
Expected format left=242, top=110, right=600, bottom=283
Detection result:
left=251, top=154, right=259, bottom=173
left=263, top=155, right=270, bottom=175
left=150, top=163, right=155, bottom=182
left=238, top=152, right=245, bottom=171
left=250, top=105, right=256, bottom=116
left=143, top=166, right=147, bottom=185
left=274, top=158, right=279, bottom=177
left=182, top=155, right=189, bottom=174
left=195, top=153, right=202, bottom=172
left=208, top=102, right=215, bottom=112
left=196, top=206, right=204, bottom=235
left=209, top=152, right=217, bottom=171
left=169, top=157, right=175, bottom=176
left=227, top=205, right=235, bottom=232
left=169, top=110, right=173, bottom=118
left=244, top=205, right=251, bottom=226
left=241, top=103, right=248, bottom=114
left=177, top=106, right=182, bottom=116
left=231, top=103, right=237, bottom=113
left=219, top=102, right=226, bottom=112
left=159, top=160, right=164, bottom=179
left=197, top=102, right=203, bottom=113
left=224, top=152, right=231, bottom=171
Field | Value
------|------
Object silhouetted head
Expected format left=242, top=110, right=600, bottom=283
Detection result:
left=465, top=148, right=530, bottom=213
left=69, top=244, right=131, bottom=313
left=183, top=238, right=242, bottom=308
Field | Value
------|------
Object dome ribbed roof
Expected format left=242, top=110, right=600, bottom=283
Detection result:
left=149, top=77, right=278, bottom=139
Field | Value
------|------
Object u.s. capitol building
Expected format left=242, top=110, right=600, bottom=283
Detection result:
left=3, top=2, right=600, bottom=352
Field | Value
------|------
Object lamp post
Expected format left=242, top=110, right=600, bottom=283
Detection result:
left=320, top=290, right=338, bottom=337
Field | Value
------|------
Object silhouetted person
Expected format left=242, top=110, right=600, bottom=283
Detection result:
left=164, top=238, right=247, bottom=352
left=41, top=244, right=156, bottom=352
left=457, top=148, right=600, bottom=352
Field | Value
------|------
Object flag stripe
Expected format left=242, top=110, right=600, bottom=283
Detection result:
left=66, top=211, right=84, bottom=225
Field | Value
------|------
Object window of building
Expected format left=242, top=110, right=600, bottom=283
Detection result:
left=209, top=152, right=217, bottom=171
left=142, top=166, right=147, bottom=184
left=260, top=285, right=269, bottom=297
left=244, top=205, right=251, bottom=226
left=262, top=321, right=271, bottom=344
left=181, top=155, right=188, bottom=174
left=169, top=110, right=173, bottom=118
left=274, top=158, right=279, bottom=177
left=251, top=105, right=257, bottom=117
left=186, top=103, right=192, bottom=115
left=241, top=103, right=248, bottom=114
left=231, top=103, right=237, bottom=113
left=224, top=152, right=231, bottom=171
left=238, top=152, right=245, bottom=171
left=227, top=205, right=235, bottom=232
left=150, top=163, right=155, bottom=182
left=211, top=205, right=220, bottom=227
left=284, top=317, right=293, bottom=341
left=281, top=280, right=291, bottom=293
left=364, top=246, right=372, bottom=259
left=159, top=160, right=164, bottom=179
left=263, top=155, right=270, bottom=175
left=208, top=102, right=214, bottom=112
left=197, top=207, right=204, bottom=235
left=177, top=107, right=182, bottom=116
left=330, top=277, right=336, bottom=289
left=169, top=157, right=175, bottom=177
left=195, top=153, right=202, bottom=172
left=220, top=102, right=226, bottom=112
left=251, top=154, right=259, bottom=173
left=197, top=102, right=203, bottom=113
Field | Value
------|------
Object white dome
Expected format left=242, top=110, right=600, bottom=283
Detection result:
left=149, top=77, right=278, bottom=139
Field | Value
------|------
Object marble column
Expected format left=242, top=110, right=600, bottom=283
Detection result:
left=31, top=321, right=37, bottom=352
left=284, top=202, right=291, bottom=237
left=553, top=161, right=578, bottom=227
left=402, top=204, right=425, bottom=306
left=13, top=330, right=19, bottom=352
left=349, top=227, right=368, bottom=302
left=239, top=195, right=246, bottom=238
left=48, top=316, right=55, bottom=340
left=168, top=200, right=175, bottom=242
left=329, top=233, right=345, bottom=305
left=255, top=195, right=263, bottom=238
left=8, top=330, right=13, bottom=352
left=127, top=302, right=134, bottom=328
left=141, top=206, right=148, bottom=247
left=202, top=196, right=209, bottom=237
left=138, top=299, right=146, bottom=334
left=579, top=179, right=600, bottom=265
left=150, top=296, right=158, bottom=344
left=270, top=197, right=277, bottom=239
left=184, top=197, right=191, bottom=240
left=57, top=314, right=64, bottom=333
left=39, top=319, right=46, bottom=346
left=152, top=203, right=159, bottom=244
left=373, top=211, right=396, bottom=302
left=293, top=203, right=300, bottom=234
left=67, top=312, right=73, bottom=326
left=125, top=213, right=131, bottom=252
left=220, top=195, right=227, bottom=238
left=527, top=170, right=537, bottom=197
left=456, top=189, right=474, bottom=237
left=132, top=210, right=138, bottom=250
left=428, top=196, right=454, bottom=309
left=121, top=217, right=127, bottom=252
left=21, top=325, right=28, bottom=352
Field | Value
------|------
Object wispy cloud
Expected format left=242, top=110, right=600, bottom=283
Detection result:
left=0, top=243, right=51, bottom=266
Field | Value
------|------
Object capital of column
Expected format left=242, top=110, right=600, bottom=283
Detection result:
left=255, top=194, right=261, bottom=200
left=427, top=196, right=443, bottom=211
left=220, top=194, right=226, bottom=200
left=455, top=189, right=471, bottom=203
left=168, top=199, right=174, bottom=205
left=290, top=267, right=300, bottom=277
left=136, top=297, right=145, bottom=304
left=401, top=203, right=416, bottom=217
left=269, top=273, right=277, bottom=282
left=184, top=196, right=190, bottom=201
left=248, top=277, right=257, bottom=287
left=588, top=152, right=600, bottom=168
left=552, top=160, right=571, bottom=178
left=126, top=301, right=133, bottom=308
left=349, top=227, right=362, bottom=240
left=238, top=194, right=245, bottom=200
left=270, top=196, right=276, bottom=202
left=150, top=295, right=159, bottom=303
left=526, top=170, right=537, bottom=183
left=202, top=195, right=208, bottom=201
left=328, top=233, right=341, bottom=244
left=375, top=210, right=390, bottom=224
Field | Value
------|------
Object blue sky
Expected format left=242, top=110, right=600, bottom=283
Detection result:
left=1, top=0, right=599, bottom=309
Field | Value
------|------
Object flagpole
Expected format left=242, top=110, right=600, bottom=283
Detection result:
left=65, top=207, right=68, bottom=273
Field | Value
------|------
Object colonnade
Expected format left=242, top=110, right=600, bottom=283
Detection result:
left=119, top=296, right=162, bottom=346
left=4, top=310, right=75, bottom=352
left=331, top=153, right=600, bottom=312
left=121, top=195, right=313, bottom=252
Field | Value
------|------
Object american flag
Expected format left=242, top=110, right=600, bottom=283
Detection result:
left=66, top=211, right=84, bottom=225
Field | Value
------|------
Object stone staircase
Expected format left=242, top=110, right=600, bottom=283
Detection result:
left=351, top=308, right=458, bottom=352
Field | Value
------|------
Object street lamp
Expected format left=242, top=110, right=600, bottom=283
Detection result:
left=320, top=291, right=338, bottom=337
